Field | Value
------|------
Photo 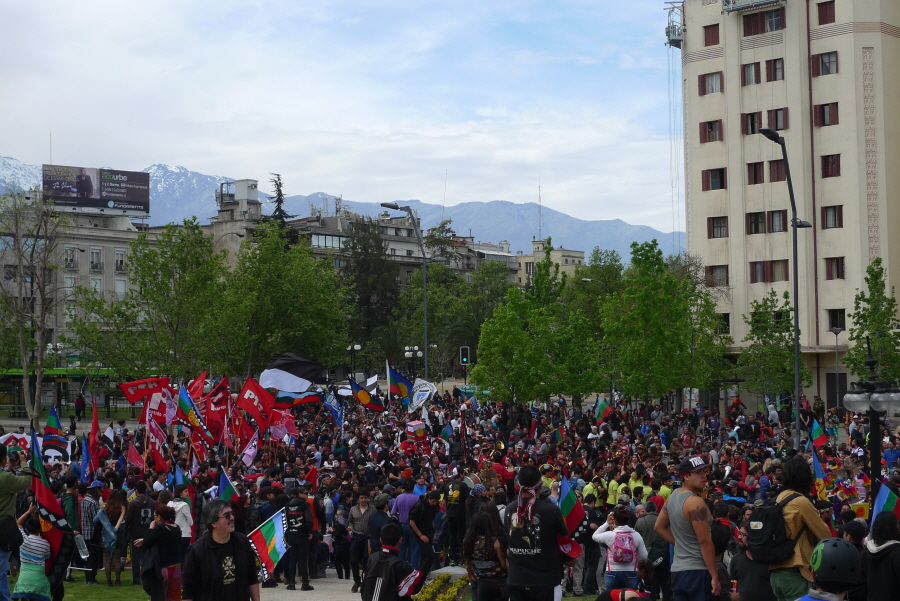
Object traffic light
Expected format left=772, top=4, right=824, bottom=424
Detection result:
left=460, top=346, right=470, bottom=365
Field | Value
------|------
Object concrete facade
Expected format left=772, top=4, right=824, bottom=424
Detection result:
left=515, top=239, right=585, bottom=286
left=678, top=0, right=900, bottom=405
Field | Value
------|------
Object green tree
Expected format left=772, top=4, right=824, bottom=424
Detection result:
left=342, top=218, right=400, bottom=346
left=211, top=222, right=347, bottom=378
left=424, top=219, right=458, bottom=264
left=844, top=257, right=900, bottom=382
left=65, top=219, right=226, bottom=380
left=601, top=241, right=729, bottom=399
left=561, top=247, right=624, bottom=337
left=266, top=173, right=295, bottom=226
left=738, top=289, right=812, bottom=401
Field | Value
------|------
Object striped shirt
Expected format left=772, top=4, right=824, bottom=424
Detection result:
left=81, top=495, right=100, bottom=539
left=19, top=531, right=51, bottom=566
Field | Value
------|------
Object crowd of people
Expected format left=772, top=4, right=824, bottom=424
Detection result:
left=2, top=385, right=900, bottom=601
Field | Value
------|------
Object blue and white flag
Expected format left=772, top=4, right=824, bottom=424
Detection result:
left=324, top=392, right=344, bottom=426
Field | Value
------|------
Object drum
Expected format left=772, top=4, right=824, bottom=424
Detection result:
left=463, top=473, right=483, bottom=489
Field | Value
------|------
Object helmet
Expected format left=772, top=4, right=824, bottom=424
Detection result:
left=809, top=537, right=861, bottom=585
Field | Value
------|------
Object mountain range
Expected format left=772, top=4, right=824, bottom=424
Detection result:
left=0, top=155, right=685, bottom=258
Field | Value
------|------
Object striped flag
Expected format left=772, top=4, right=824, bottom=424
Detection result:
left=595, top=398, right=613, bottom=423
left=387, top=363, right=412, bottom=400
left=552, top=427, right=564, bottom=443
left=811, top=419, right=828, bottom=449
left=351, top=379, right=385, bottom=412
left=29, top=430, right=76, bottom=588
left=219, top=471, right=239, bottom=503
left=45, top=405, right=64, bottom=437
left=873, top=481, right=900, bottom=520
left=558, top=476, right=586, bottom=536
left=440, top=423, right=453, bottom=441
left=248, top=509, right=290, bottom=580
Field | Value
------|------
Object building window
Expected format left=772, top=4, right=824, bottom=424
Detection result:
left=717, top=313, right=731, bottom=335
left=705, top=265, right=729, bottom=287
left=814, top=102, right=839, bottom=126
left=749, top=260, right=789, bottom=283
left=825, top=257, right=845, bottom=280
left=768, top=210, right=788, bottom=233
left=333, top=259, right=342, bottom=268
left=769, top=159, right=786, bottom=182
left=747, top=212, right=766, bottom=235
left=115, top=278, right=127, bottom=300
left=766, top=58, right=784, bottom=81
left=742, top=112, right=762, bottom=135
left=828, top=308, right=846, bottom=330
left=813, top=51, right=838, bottom=76
left=64, top=247, right=77, bottom=269
left=767, top=107, right=789, bottom=131
left=115, top=249, right=126, bottom=272
left=90, top=247, right=102, bottom=271
left=822, top=205, right=843, bottom=228
left=741, top=62, right=761, bottom=86
left=707, top=216, right=728, bottom=239
left=90, top=277, right=102, bottom=292
left=743, top=8, right=785, bottom=36
left=390, top=248, right=397, bottom=255
left=699, top=72, right=723, bottom=96
left=822, top=154, right=841, bottom=178
left=747, top=162, right=765, bottom=185
left=700, top=120, right=723, bottom=143
left=701, top=168, right=727, bottom=191
left=406, top=249, right=414, bottom=256
left=818, top=1, right=836, bottom=26
left=704, top=24, right=720, bottom=46
left=64, top=275, right=75, bottom=297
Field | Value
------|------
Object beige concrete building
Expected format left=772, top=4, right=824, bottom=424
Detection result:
left=675, top=0, right=900, bottom=406
left=516, top=239, right=585, bottom=286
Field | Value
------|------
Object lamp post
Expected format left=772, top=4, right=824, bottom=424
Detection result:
left=405, top=346, right=422, bottom=377
left=214, top=231, right=245, bottom=245
left=382, top=202, right=431, bottom=380
left=346, top=343, right=361, bottom=380
left=760, top=127, right=813, bottom=450
left=842, top=338, right=900, bottom=499
left=830, top=326, right=843, bottom=411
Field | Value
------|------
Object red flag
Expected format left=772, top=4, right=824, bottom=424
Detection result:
left=235, top=378, right=275, bottom=432
left=89, top=400, right=101, bottom=473
left=139, top=388, right=172, bottom=425
left=146, top=419, right=168, bottom=471
left=186, top=371, right=207, bottom=405
left=190, top=431, right=208, bottom=463
left=203, top=377, right=230, bottom=440
left=118, top=377, right=172, bottom=405
left=127, top=444, right=145, bottom=472
left=269, top=409, right=299, bottom=437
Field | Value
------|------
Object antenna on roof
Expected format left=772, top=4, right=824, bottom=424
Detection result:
left=441, top=169, right=448, bottom=221
left=538, top=175, right=542, bottom=240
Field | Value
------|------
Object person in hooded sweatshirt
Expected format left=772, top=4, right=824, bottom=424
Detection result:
left=859, top=511, right=900, bottom=601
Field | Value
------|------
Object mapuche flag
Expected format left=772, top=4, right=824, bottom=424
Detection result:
left=248, top=508, right=290, bottom=580
left=45, top=405, right=64, bottom=437
left=175, top=386, right=215, bottom=445
left=350, top=379, right=384, bottom=412
left=811, top=419, right=828, bottom=450
left=812, top=452, right=828, bottom=501
left=236, top=378, right=276, bottom=432
left=273, top=390, right=324, bottom=409
left=387, top=363, right=412, bottom=400
left=29, top=430, right=76, bottom=589
left=873, top=480, right=900, bottom=520
left=595, top=398, right=614, bottom=424
left=219, top=471, right=240, bottom=503
left=558, top=476, right=586, bottom=537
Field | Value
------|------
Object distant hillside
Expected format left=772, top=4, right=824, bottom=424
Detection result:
left=0, top=155, right=684, bottom=258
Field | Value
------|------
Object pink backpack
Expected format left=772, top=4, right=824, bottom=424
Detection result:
left=610, top=531, right=636, bottom=564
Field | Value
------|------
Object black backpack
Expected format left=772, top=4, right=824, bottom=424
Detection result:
left=361, top=552, right=402, bottom=601
left=747, top=493, right=807, bottom=564
left=245, top=500, right=266, bottom=534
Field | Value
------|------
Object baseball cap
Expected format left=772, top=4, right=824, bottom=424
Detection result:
left=373, top=494, right=390, bottom=508
left=677, top=455, right=709, bottom=476
left=87, top=480, right=103, bottom=489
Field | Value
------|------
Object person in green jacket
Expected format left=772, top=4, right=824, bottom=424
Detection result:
left=1, top=443, right=37, bottom=601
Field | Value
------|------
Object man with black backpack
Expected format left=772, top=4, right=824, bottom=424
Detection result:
left=362, top=523, right=424, bottom=601
left=746, top=456, right=831, bottom=601
left=284, top=486, right=315, bottom=591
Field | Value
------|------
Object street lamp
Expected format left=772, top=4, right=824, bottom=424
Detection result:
left=842, top=338, right=900, bottom=498
left=760, top=127, right=813, bottom=450
left=383, top=202, right=434, bottom=380
left=830, top=326, right=843, bottom=411
left=346, top=343, right=361, bottom=380
left=404, top=346, right=422, bottom=377
left=214, top=231, right=246, bottom=246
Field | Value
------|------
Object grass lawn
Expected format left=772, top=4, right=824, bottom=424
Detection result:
left=9, top=571, right=147, bottom=601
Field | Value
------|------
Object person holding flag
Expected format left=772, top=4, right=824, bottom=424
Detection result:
left=0, top=442, right=36, bottom=601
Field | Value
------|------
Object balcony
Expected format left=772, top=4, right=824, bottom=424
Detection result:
left=64, top=260, right=78, bottom=271
left=89, top=261, right=104, bottom=272
left=722, top=0, right=785, bottom=13
left=114, top=261, right=127, bottom=273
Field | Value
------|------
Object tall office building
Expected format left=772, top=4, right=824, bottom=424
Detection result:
left=674, top=0, right=900, bottom=404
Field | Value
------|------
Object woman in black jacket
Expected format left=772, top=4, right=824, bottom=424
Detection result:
left=134, top=505, right=182, bottom=601
left=860, top=510, right=900, bottom=601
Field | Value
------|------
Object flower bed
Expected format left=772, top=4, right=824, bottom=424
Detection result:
left=412, top=573, right=469, bottom=601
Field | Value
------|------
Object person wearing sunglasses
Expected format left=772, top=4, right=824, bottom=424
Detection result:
left=182, top=500, right=260, bottom=601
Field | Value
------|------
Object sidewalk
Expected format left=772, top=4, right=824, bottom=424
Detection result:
left=261, top=571, right=362, bottom=601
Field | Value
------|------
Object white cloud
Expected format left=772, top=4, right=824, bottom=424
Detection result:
left=0, top=0, right=683, bottom=231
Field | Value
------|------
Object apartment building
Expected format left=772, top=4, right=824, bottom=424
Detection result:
left=516, top=239, right=585, bottom=286
left=676, top=0, right=900, bottom=405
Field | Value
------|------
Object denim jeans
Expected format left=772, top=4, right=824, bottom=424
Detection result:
left=0, top=548, right=11, bottom=601
left=399, top=523, right=417, bottom=566
left=604, top=570, right=638, bottom=591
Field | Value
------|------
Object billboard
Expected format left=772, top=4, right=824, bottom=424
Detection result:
left=42, top=164, right=150, bottom=215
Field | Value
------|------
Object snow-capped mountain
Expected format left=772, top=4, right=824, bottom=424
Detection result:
left=0, top=155, right=685, bottom=256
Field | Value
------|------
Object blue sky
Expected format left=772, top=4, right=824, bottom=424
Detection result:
left=1, top=1, right=684, bottom=231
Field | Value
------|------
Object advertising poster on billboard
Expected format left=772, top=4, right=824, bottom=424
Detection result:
left=42, top=164, right=150, bottom=215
